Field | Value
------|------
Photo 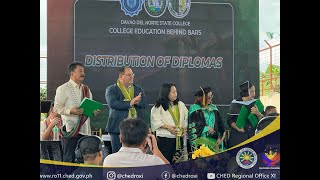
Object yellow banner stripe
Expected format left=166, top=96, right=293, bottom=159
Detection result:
left=224, top=116, right=280, bottom=151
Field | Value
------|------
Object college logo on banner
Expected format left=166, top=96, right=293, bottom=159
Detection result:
left=120, top=0, right=144, bottom=17
left=236, top=147, right=258, bottom=169
left=168, top=0, right=191, bottom=18
left=144, top=0, right=168, bottom=18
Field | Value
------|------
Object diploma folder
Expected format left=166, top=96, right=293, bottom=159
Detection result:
left=79, top=97, right=103, bottom=117
left=248, top=99, right=264, bottom=128
left=236, top=106, right=250, bottom=129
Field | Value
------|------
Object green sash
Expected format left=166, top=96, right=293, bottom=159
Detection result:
left=188, top=104, right=202, bottom=116
left=117, top=80, right=137, bottom=118
left=188, top=104, right=219, bottom=138
left=168, top=104, right=181, bottom=150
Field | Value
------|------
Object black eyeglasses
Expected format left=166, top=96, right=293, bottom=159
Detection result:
left=207, top=95, right=213, bottom=99
left=123, top=73, right=135, bottom=77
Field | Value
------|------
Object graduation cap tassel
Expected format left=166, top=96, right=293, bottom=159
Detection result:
left=200, top=87, right=205, bottom=106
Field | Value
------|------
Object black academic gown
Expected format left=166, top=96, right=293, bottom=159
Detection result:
left=226, top=98, right=257, bottom=148
left=188, top=105, right=225, bottom=142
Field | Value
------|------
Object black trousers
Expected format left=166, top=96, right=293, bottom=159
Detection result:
left=109, top=133, right=121, bottom=153
left=227, top=127, right=255, bottom=148
left=40, top=141, right=63, bottom=161
left=157, top=136, right=183, bottom=164
left=61, top=134, right=84, bottom=163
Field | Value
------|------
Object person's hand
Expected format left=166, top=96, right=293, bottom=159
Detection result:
left=215, top=138, right=222, bottom=150
left=146, top=135, right=153, bottom=151
left=130, top=92, right=142, bottom=106
left=70, top=107, right=83, bottom=115
left=93, top=109, right=100, bottom=117
left=49, top=117, right=61, bottom=128
left=183, top=127, right=187, bottom=133
left=251, top=105, right=259, bottom=115
left=251, top=105, right=264, bottom=119
left=134, top=92, right=142, bottom=104
left=216, top=138, right=222, bottom=146
left=148, top=134, right=158, bottom=152
left=166, top=125, right=176, bottom=135
left=237, top=128, right=245, bottom=133
left=221, top=131, right=227, bottom=141
left=208, top=127, right=216, bottom=134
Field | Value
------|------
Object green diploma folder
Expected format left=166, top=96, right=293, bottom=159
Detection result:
left=236, top=106, right=250, bottom=129
left=248, top=99, right=264, bottom=128
left=79, top=97, right=103, bottom=117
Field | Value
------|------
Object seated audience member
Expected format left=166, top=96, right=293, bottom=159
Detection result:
left=68, top=136, right=104, bottom=180
left=255, top=105, right=279, bottom=134
left=264, top=105, right=279, bottom=116
left=75, top=135, right=104, bottom=165
left=40, top=101, right=63, bottom=161
left=103, top=118, right=169, bottom=167
left=40, top=101, right=61, bottom=140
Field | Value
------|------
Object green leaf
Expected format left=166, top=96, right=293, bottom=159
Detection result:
left=265, top=64, right=280, bottom=74
left=40, top=86, right=47, bottom=100
left=192, top=137, right=220, bottom=153
left=266, top=32, right=274, bottom=39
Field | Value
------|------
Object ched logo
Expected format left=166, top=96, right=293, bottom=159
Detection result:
left=236, top=147, right=258, bottom=169
left=262, top=145, right=280, bottom=167
left=120, top=0, right=144, bottom=17
left=144, top=0, right=168, bottom=18
left=168, top=0, right=191, bottom=18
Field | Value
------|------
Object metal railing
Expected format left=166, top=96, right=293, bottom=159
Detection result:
left=259, top=35, right=280, bottom=96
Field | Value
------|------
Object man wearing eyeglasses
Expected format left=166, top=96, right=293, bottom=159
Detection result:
left=105, top=66, right=148, bottom=153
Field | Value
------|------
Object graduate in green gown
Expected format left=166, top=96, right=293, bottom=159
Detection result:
left=188, top=86, right=226, bottom=152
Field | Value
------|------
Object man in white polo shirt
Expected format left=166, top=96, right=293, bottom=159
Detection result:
left=103, top=118, right=169, bottom=167
left=54, top=61, right=100, bottom=162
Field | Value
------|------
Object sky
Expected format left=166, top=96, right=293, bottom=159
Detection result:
left=40, top=0, right=46, bottom=56
left=259, top=0, right=280, bottom=42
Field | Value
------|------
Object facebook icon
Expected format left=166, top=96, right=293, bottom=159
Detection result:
left=161, top=171, right=171, bottom=180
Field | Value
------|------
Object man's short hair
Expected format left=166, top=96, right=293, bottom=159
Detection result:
left=118, top=66, right=130, bottom=75
left=68, top=61, right=84, bottom=75
left=75, top=135, right=102, bottom=162
left=119, top=118, right=148, bottom=146
left=265, top=105, right=277, bottom=115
